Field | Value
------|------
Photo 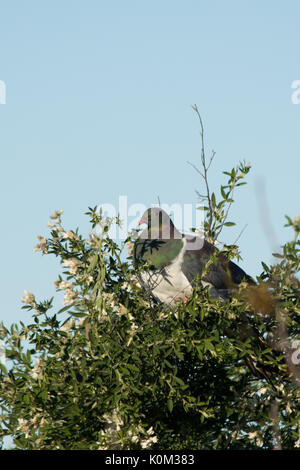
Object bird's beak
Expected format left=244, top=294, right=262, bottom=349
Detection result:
left=138, top=217, right=147, bottom=226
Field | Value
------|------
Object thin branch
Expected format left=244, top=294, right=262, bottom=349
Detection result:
left=187, top=161, right=205, bottom=179
left=190, top=104, right=214, bottom=234
left=233, top=223, right=248, bottom=245
left=195, top=190, right=209, bottom=200
left=207, top=150, right=216, bottom=171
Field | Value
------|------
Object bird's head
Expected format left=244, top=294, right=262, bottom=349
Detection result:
left=138, top=207, right=176, bottom=239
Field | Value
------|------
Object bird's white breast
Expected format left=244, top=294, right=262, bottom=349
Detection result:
left=139, top=238, right=193, bottom=305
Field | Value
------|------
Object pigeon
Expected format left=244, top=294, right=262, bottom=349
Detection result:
left=133, top=207, right=283, bottom=384
left=133, top=207, right=254, bottom=305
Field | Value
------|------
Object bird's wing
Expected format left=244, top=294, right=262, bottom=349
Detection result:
left=182, top=235, right=252, bottom=290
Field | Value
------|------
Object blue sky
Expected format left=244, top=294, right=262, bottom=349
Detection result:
left=0, top=1, right=299, bottom=326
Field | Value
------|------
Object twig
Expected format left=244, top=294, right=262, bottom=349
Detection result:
left=187, top=161, right=205, bottom=180
left=207, top=150, right=216, bottom=171
left=190, top=104, right=216, bottom=234
left=233, top=224, right=248, bottom=245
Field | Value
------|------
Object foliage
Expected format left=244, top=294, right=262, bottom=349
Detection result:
left=0, top=117, right=299, bottom=450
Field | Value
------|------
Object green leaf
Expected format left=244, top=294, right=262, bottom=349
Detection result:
left=261, top=261, right=269, bottom=271
left=223, top=222, right=236, bottom=227
left=57, top=305, right=72, bottom=315
left=272, top=253, right=284, bottom=259
left=87, top=254, right=99, bottom=273
left=70, top=312, right=86, bottom=318
left=0, top=362, right=7, bottom=374
left=220, top=186, right=227, bottom=199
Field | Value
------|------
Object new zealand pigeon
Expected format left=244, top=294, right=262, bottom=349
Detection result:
left=133, top=207, right=282, bottom=383
left=134, top=207, right=254, bottom=305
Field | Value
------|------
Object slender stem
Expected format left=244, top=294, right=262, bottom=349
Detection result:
left=191, top=104, right=215, bottom=235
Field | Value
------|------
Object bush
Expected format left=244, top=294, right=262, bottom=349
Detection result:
left=0, top=114, right=299, bottom=449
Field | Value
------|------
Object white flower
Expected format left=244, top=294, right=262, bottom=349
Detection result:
left=103, top=409, right=124, bottom=432
left=256, top=436, right=263, bottom=447
left=98, top=310, right=109, bottom=322
left=54, top=280, right=73, bottom=290
left=33, top=235, right=48, bottom=254
left=140, top=435, right=158, bottom=448
left=63, top=288, right=79, bottom=306
left=50, top=209, right=63, bottom=220
left=122, top=282, right=132, bottom=292
left=31, top=357, right=44, bottom=380
left=258, top=387, right=268, bottom=395
left=16, top=418, right=27, bottom=431
left=131, top=322, right=139, bottom=332
left=62, top=231, right=80, bottom=241
left=146, top=426, right=154, bottom=435
left=21, top=290, right=36, bottom=307
left=16, top=418, right=30, bottom=437
left=63, top=258, right=81, bottom=275
left=294, top=215, right=300, bottom=225
left=286, top=402, right=292, bottom=414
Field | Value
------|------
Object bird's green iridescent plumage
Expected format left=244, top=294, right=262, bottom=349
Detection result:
left=134, top=208, right=184, bottom=270
left=134, top=236, right=183, bottom=270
